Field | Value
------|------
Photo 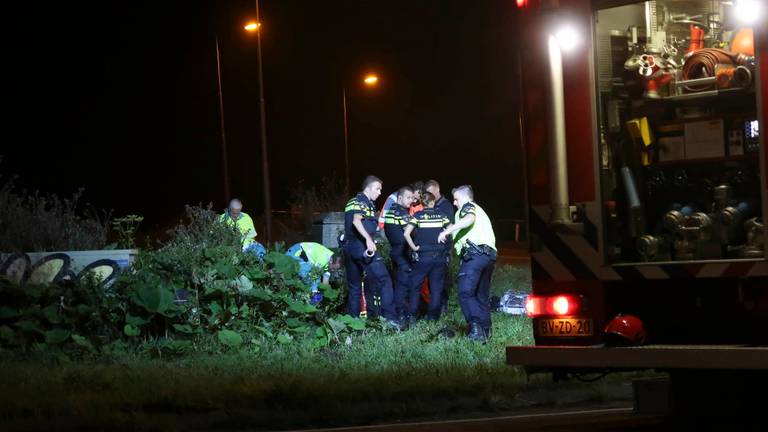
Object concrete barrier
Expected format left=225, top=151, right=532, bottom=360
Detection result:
left=0, top=249, right=139, bottom=285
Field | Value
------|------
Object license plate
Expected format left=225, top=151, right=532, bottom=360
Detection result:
left=536, top=318, right=594, bottom=337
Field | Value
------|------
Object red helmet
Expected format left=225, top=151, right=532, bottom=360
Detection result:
left=604, top=314, right=648, bottom=346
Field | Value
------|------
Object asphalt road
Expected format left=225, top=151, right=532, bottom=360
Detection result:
left=289, top=405, right=671, bottom=432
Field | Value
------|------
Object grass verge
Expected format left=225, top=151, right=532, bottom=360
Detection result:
left=0, top=264, right=642, bottom=430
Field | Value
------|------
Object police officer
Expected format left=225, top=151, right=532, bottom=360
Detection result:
left=383, top=186, right=416, bottom=322
left=438, top=185, right=496, bottom=342
left=343, top=175, right=400, bottom=329
left=425, top=179, right=454, bottom=314
left=425, top=180, right=454, bottom=224
left=404, top=192, right=451, bottom=322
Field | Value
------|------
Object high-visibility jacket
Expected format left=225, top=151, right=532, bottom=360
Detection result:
left=219, top=211, right=257, bottom=247
left=453, top=202, right=496, bottom=254
left=286, top=242, right=334, bottom=270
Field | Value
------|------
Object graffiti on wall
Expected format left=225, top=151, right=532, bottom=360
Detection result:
left=0, top=252, right=126, bottom=287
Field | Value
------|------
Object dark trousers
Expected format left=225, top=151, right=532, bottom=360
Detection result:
left=409, top=252, right=447, bottom=320
left=344, top=247, right=396, bottom=320
left=442, top=240, right=453, bottom=311
left=457, top=253, right=495, bottom=332
left=390, top=245, right=412, bottom=318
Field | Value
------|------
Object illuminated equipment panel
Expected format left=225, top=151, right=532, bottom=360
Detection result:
left=595, top=0, right=764, bottom=264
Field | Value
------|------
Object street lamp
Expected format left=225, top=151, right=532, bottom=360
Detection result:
left=546, top=23, right=580, bottom=226
left=343, top=73, right=379, bottom=196
left=244, top=0, right=272, bottom=244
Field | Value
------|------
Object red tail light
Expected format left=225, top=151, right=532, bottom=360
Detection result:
left=526, top=295, right=582, bottom=317
left=516, top=0, right=528, bottom=8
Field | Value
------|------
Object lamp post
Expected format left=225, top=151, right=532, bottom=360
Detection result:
left=245, top=0, right=271, bottom=243
left=342, top=73, right=379, bottom=196
left=214, top=36, right=230, bottom=203
left=546, top=24, right=579, bottom=226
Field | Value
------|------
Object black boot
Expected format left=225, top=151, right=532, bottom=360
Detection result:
left=467, top=322, right=487, bottom=343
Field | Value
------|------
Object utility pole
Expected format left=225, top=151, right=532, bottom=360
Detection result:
left=255, top=0, right=272, bottom=243
left=214, top=36, right=230, bottom=203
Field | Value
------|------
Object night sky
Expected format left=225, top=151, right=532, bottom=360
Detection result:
left=4, top=0, right=524, bottom=237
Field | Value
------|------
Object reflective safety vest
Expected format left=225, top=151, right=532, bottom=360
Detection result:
left=453, top=202, right=496, bottom=254
left=220, top=211, right=257, bottom=247
left=288, top=242, right=334, bottom=270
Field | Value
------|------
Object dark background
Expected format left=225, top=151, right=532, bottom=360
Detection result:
left=2, top=0, right=524, bottom=238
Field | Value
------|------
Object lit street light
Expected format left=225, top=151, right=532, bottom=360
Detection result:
left=547, top=23, right=580, bottom=226
left=244, top=21, right=261, bottom=32
left=363, top=74, right=379, bottom=86
left=244, top=0, right=272, bottom=244
left=343, top=73, right=379, bottom=196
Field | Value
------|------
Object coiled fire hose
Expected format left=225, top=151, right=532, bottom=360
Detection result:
left=682, top=48, right=752, bottom=91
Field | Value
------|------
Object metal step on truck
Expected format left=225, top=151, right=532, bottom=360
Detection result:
left=507, top=0, right=768, bottom=417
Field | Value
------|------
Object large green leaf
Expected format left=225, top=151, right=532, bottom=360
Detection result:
left=265, top=252, right=299, bottom=276
left=130, top=282, right=174, bottom=314
left=277, top=333, right=293, bottom=344
left=286, top=299, right=318, bottom=314
left=44, top=329, right=71, bottom=345
left=285, top=318, right=305, bottom=328
left=318, top=283, right=339, bottom=300
left=326, top=318, right=347, bottom=335
left=214, top=261, right=238, bottom=279
left=125, top=313, right=149, bottom=326
left=71, top=334, right=95, bottom=352
left=217, top=329, right=243, bottom=347
left=204, top=280, right=230, bottom=296
left=242, top=288, right=273, bottom=301
left=338, top=315, right=366, bottom=331
left=245, top=267, right=268, bottom=280
left=123, top=324, right=141, bottom=337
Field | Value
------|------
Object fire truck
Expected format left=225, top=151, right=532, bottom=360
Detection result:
left=506, top=0, right=768, bottom=414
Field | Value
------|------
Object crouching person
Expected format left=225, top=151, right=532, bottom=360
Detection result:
left=220, top=198, right=266, bottom=258
left=286, top=242, right=342, bottom=304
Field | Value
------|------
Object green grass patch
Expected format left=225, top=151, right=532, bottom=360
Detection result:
left=0, top=309, right=639, bottom=431
left=0, top=264, right=644, bottom=430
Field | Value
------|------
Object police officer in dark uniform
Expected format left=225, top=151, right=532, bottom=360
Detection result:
left=438, top=185, right=496, bottom=342
left=404, top=192, right=451, bottom=321
left=343, top=175, right=400, bottom=328
left=425, top=179, right=454, bottom=314
left=426, top=180, right=455, bottom=224
left=383, top=186, right=416, bottom=323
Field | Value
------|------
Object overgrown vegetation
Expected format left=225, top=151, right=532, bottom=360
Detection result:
left=0, top=174, right=110, bottom=252
left=0, top=204, right=563, bottom=430
left=0, top=205, right=374, bottom=355
left=0, top=178, right=633, bottom=430
left=111, top=214, right=144, bottom=249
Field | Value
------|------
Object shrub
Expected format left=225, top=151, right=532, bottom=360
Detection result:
left=0, top=173, right=110, bottom=252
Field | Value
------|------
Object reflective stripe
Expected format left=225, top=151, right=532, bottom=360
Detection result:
left=418, top=220, right=447, bottom=228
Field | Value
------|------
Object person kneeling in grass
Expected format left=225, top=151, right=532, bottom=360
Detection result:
left=286, top=242, right=342, bottom=305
